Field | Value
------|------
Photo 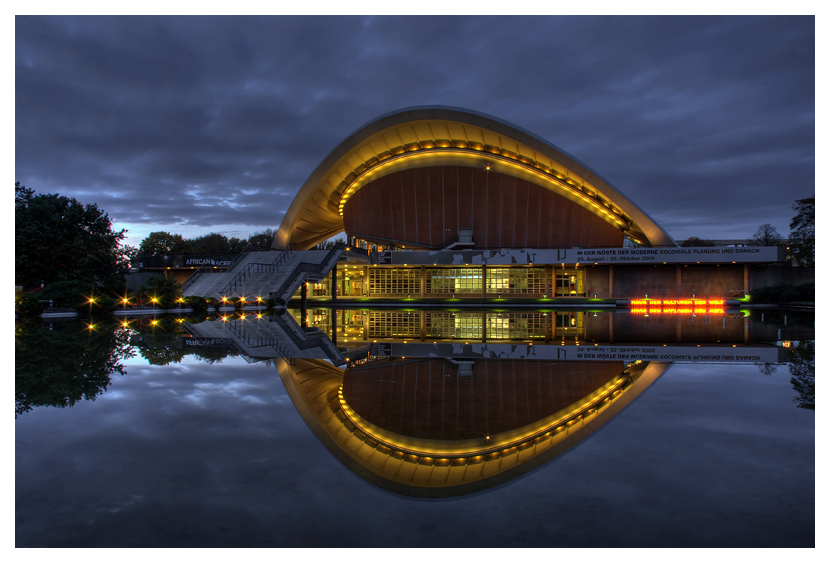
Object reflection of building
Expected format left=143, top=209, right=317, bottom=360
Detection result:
left=180, top=309, right=785, bottom=496
left=269, top=106, right=785, bottom=302
left=291, top=308, right=754, bottom=345
left=277, top=356, right=670, bottom=498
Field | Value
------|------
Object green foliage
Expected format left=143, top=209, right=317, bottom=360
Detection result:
left=137, top=231, right=190, bottom=256
left=133, top=316, right=186, bottom=365
left=247, top=228, right=277, bottom=249
left=138, top=275, right=181, bottom=309
left=91, top=294, right=118, bottom=312
left=137, top=228, right=278, bottom=257
left=189, top=232, right=246, bottom=254
left=789, top=196, right=814, bottom=267
left=748, top=283, right=814, bottom=303
left=15, top=317, right=133, bottom=416
left=15, top=183, right=129, bottom=289
left=39, top=280, right=99, bottom=308
left=190, top=349, right=232, bottom=364
left=787, top=340, right=814, bottom=410
left=182, top=295, right=208, bottom=313
left=15, top=292, right=43, bottom=316
left=681, top=237, right=715, bottom=247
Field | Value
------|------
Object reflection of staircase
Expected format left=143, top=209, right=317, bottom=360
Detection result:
left=182, top=312, right=345, bottom=366
left=270, top=311, right=345, bottom=366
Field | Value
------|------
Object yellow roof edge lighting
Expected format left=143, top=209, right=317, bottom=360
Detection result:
left=273, top=106, right=675, bottom=250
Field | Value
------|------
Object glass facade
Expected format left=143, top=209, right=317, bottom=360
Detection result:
left=486, top=312, right=547, bottom=340
left=426, top=268, right=482, bottom=295
left=300, top=309, right=585, bottom=343
left=426, top=312, right=483, bottom=340
left=301, top=265, right=585, bottom=299
left=368, top=311, right=420, bottom=338
left=369, top=268, right=421, bottom=295
left=486, top=267, right=546, bottom=294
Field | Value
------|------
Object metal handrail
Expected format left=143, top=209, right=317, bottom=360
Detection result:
left=224, top=318, right=296, bottom=365
left=181, top=262, right=214, bottom=293
left=218, top=245, right=294, bottom=297
left=271, top=243, right=345, bottom=305
left=271, top=312, right=345, bottom=365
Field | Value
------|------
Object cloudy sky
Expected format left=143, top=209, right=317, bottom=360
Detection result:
left=15, top=15, right=815, bottom=248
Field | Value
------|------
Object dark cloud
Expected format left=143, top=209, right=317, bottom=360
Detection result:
left=15, top=15, right=814, bottom=245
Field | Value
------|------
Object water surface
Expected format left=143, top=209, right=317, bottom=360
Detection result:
left=15, top=310, right=814, bottom=547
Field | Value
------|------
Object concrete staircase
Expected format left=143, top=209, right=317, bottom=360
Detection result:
left=181, top=246, right=345, bottom=304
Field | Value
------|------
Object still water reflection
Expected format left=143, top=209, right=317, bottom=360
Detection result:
left=15, top=308, right=814, bottom=547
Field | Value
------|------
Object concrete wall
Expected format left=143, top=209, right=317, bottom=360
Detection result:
left=586, top=264, right=745, bottom=298
left=679, top=264, right=743, bottom=297
left=612, top=265, right=677, bottom=298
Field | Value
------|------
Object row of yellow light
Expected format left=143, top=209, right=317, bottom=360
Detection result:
left=334, top=373, right=628, bottom=461
left=220, top=313, right=265, bottom=321
left=335, top=144, right=629, bottom=230
left=220, top=296, right=264, bottom=303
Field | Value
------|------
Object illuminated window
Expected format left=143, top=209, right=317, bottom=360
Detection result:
left=369, top=268, right=421, bottom=295
left=486, top=267, right=546, bottom=294
left=426, top=312, right=483, bottom=339
left=426, top=268, right=482, bottom=295
left=368, top=311, right=420, bottom=338
left=486, top=312, right=546, bottom=339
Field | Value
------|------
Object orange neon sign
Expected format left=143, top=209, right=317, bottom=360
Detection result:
left=629, top=307, right=725, bottom=315
left=629, top=298, right=725, bottom=307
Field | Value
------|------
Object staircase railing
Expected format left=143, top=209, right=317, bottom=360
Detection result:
left=225, top=319, right=295, bottom=365
left=270, top=312, right=345, bottom=366
left=271, top=243, right=345, bottom=306
left=218, top=245, right=294, bottom=297
left=181, top=244, right=272, bottom=294
left=181, top=262, right=214, bottom=293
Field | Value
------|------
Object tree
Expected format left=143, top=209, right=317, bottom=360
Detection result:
left=138, top=275, right=182, bottom=309
left=15, top=317, right=133, bottom=416
left=787, top=340, right=814, bottom=410
left=15, top=183, right=130, bottom=289
left=248, top=228, right=277, bottom=249
left=137, top=231, right=191, bottom=256
left=681, top=237, right=715, bottom=247
left=311, top=237, right=346, bottom=250
left=188, top=232, right=238, bottom=254
left=751, top=223, right=783, bottom=246
left=789, top=196, right=814, bottom=267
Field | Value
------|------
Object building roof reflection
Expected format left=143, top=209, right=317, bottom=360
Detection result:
left=277, top=355, right=669, bottom=498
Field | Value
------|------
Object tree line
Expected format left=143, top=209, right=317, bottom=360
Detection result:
left=15, top=180, right=815, bottom=297
left=679, top=196, right=814, bottom=267
left=136, top=228, right=277, bottom=257
left=15, top=182, right=278, bottom=294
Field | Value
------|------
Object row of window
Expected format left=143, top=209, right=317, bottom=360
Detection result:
left=365, top=311, right=581, bottom=340
left=366, top=267, right=578, bottom=295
